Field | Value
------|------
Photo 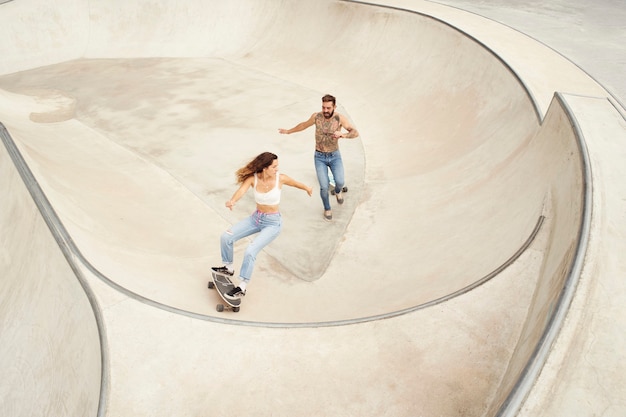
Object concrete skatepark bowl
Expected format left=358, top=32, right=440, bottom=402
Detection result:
left=2, top=0, right=626, bottom=416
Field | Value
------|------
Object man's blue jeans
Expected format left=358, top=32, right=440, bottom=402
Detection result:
left=220, top=210, right=282, bottom=282
left=314, top=150, right=345, bottom=211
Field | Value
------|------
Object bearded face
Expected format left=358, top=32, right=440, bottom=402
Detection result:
left=322, top=102, right=335, bottom=119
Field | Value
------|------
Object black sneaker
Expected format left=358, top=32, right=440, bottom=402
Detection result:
left=225, top=286, right=246, bottom=301
left=211, top=266, right=234, bottom=276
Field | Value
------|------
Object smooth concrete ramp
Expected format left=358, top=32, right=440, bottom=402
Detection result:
left=1, top=0, right=625, bottom=416
left=0, top=0, right=566, bottom=324
left=0, top=124, right=103, bottom=416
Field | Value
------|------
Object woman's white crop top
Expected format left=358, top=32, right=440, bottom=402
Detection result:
left=253, top=173, right=281, bottom=205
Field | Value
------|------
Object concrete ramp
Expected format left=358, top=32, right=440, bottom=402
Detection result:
left=0, top=0, right=559, bottom=324
left=0, top=124, right=103, bottom=417
left=1, top=0, right=622, bottom=416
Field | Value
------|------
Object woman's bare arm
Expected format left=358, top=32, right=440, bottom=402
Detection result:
left=281, top=174, right=313, bottom=196
left=226, top=176, right=254, bottom=210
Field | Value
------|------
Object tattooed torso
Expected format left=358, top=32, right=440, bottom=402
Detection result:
left=314, top=113, right=342, bottom=152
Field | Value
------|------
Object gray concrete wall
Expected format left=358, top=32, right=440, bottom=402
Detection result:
left=0, top=126, right=102, bottom=417
left=486, top=97, right=586, bottom=414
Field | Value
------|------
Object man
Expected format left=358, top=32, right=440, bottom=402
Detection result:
left=279, top=94, right=359, bottom=221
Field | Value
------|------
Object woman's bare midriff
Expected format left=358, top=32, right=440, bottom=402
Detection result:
left=256, top=204, right=279, bottom=213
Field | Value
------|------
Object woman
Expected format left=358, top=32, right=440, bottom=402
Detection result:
left=212, top=152, right=313, bottom=300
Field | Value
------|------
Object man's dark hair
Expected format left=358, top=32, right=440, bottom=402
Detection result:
left=322, top=94, right=336, bottom=105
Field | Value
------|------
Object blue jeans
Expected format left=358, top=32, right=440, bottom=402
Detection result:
left=314, top=150, right=345, bottom=211
left=220, top=210, right=282, bottom=282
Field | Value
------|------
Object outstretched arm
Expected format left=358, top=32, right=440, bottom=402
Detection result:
left=333, top=114, right=359, bottom=139
left=225, top=176, right=253, bottom=210
left=278, top=113, right=316, bottom=135
left=281, top=174, right=313, bottom=196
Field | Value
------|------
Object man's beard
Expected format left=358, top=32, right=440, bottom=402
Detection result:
left=323, top=110, right=334, bottom=119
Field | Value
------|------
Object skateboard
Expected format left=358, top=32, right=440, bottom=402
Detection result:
left=330, top=186, right=348, bottom=195
left=328, top=167, right=348, bottom=195
left=208, top=271, right=241, bottom=312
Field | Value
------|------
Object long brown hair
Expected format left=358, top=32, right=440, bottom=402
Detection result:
left=235, top=152, right=278, bottom=184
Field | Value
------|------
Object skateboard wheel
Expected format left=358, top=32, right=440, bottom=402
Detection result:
left=208, top=281, right=215, bottom=289
left=216, top=304, right=224, bottom=312
left=233, top=306, right=240, bottom=313
left=330, top=187, right=348, bottom=195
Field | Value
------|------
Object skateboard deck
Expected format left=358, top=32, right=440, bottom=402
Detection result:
left=208, top=271, right=241, bottom=312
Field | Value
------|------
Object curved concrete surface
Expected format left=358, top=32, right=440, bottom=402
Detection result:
left=0, top=0, right=555, bottom=325
left=1, top=0, right=625, bottom=416
left=0, top=125, right=104, bottom=416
